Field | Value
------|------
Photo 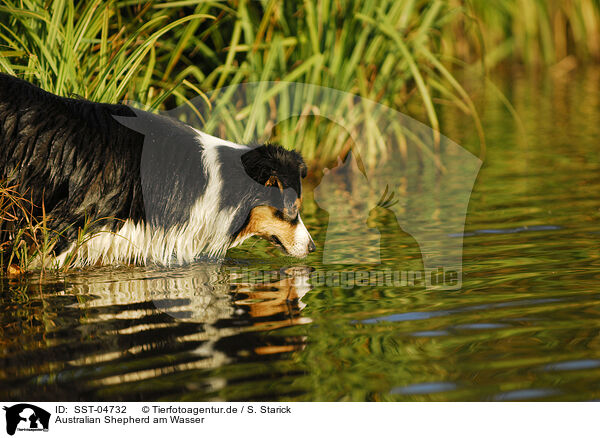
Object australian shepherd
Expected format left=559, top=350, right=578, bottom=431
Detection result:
left=0, top=73, right=315, bottom=267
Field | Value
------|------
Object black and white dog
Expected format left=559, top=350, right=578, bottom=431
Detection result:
left=0, top=73, right=315, bottom=267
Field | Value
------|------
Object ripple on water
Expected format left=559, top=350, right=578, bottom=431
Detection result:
left=2, top=72, right=600, bottom=401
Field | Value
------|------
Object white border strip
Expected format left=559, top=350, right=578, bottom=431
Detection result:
left=0, top=402, right=596, bottom=438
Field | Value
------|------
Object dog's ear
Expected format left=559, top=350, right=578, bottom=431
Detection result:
left=241, top=144, right=306, bottom=185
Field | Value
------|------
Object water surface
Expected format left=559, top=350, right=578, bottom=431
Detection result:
left=1, top=70, right=599, bottom=401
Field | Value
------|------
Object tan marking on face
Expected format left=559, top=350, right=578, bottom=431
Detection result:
left=235, top=205, right=298, bottom=252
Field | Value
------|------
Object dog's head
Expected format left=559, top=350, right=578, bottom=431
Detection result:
left=234, top=144, right=315, bottom=257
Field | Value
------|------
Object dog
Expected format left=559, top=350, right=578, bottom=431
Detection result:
left=0, top=73, right=315, bottom=267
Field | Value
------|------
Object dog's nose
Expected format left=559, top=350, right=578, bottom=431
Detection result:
left=308, top=240, right=316, bottom=253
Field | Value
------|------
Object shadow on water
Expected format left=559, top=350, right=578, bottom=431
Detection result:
left=2, top=69, right=600, bottom=401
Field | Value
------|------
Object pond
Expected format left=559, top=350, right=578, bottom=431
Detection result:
left=1, top=69, right=599, bottom=401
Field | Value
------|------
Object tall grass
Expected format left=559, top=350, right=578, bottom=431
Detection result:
left=0, top=176, right=123, bottom=275
left=1, top=1, right=598, bottom=161
left=0, top=0, right=598, bottom=271
left=0, top=178, right=55, bottom=276
left=0, top=0, right=488, bottom=163
left=0, top=0, right=215, bottom=106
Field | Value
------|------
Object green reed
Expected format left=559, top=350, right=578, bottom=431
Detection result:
left=0, top=0, right=488, bottom=164
left=0, top=0, right=598, bottom=271
left=1, top=1, right=598, bottom=164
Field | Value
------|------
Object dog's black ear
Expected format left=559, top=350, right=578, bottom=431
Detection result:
left=241, top=145, right=305, bottom=219
left=241, top=144, right=305, bottom=186
left=241, top=146, right=274, bottom=186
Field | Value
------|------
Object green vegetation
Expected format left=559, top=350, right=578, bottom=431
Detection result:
left=0, top=178, right=102, bottom=276
left=0, top=0, right=598, bottom=271
left=1, top=0, right=597, bottom=162
left=0, top=179, right=39, bottom=275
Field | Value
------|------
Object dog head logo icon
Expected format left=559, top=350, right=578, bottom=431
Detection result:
left=3, top=404, right=50, bottom=436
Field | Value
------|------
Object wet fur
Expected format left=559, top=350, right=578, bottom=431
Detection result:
left=0, top=73, right=312, bottom=266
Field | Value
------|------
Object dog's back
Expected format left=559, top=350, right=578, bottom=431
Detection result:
left=0, top=73, right=145, bottom=252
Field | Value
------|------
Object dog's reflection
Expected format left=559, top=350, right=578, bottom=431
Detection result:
left=66, top=263, right=312, bottom=364
left=232, top=266, right=311, bottom=329
left=70, top=264, right=310, bottom=321
left=0, top=265, right=312, bottom=398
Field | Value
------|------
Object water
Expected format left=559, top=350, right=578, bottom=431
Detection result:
left=1, top=70, right=599, bottom=401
